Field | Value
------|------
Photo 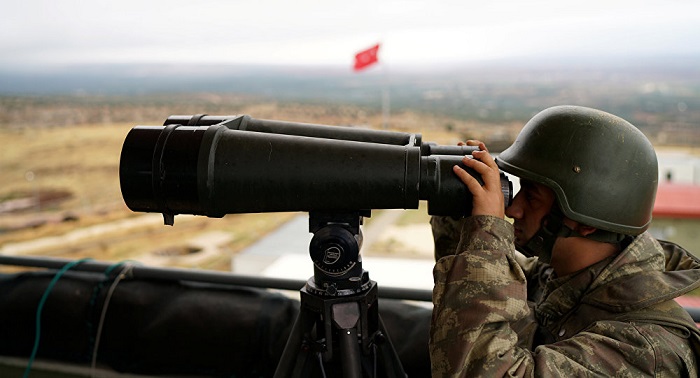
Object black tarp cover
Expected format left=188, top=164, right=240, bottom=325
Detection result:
left=0, top=270, right=431, bottom=377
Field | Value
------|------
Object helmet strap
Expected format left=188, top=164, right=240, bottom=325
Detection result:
left=580, top=229, right=630, bottom=245
left=516, top=210, right=566, bottom=264
left=516, top=207, right=630, bottom=263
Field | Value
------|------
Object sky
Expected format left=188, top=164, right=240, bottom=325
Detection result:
left=2, top=0, right=700, bottom=70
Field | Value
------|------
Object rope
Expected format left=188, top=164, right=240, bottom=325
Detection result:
left=90, top=263, right=134, bottom=376
left=23, top=258, right=92, bottom=378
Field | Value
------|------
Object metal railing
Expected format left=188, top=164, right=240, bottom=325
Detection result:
left=1, top=255, right=698, bottom=322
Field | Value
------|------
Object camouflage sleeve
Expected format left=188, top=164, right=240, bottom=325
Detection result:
left=431, top=215, right=533, bottom=376
left=430, top=216, right=468, bottom=261
left=432, top=215, right=551, bottom=303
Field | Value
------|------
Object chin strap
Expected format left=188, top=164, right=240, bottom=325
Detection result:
left=516, top=211, right=565, bottom=264
left=516, top=208, right=630, bottom=264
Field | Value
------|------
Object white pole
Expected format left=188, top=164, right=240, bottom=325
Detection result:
left=381, top=63, right=390, bottom=129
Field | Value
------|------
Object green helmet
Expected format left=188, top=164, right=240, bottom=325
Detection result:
left=496, top=105, right=658, bottom=236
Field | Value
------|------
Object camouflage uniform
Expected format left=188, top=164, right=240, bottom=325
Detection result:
left=430, top=215, right=700, bottom=377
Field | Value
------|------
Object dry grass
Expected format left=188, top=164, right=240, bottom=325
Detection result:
left=0, top=123, right=132, bottom=210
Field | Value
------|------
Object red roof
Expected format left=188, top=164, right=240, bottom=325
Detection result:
left=675, top=296, right=700, bottom=327
left=653, top=184, right=700, bottom=219
left=676, top=295, right=700, bottom=308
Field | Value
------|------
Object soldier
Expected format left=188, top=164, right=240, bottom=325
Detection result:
left=430, top=105, right=700, bottom=376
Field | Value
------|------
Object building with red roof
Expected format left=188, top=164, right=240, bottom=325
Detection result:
left=653, top=184, right=700, bottom=219
left=649, top=183, right=700, bottom=255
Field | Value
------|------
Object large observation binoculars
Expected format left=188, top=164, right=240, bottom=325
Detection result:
left=119, top=114, right=512, bottom=224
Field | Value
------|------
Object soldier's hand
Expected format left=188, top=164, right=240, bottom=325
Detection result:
left=453, top=140, right=505, bottom=218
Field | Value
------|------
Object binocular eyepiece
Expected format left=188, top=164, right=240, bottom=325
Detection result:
left=119, top=114, right=512, bottom=225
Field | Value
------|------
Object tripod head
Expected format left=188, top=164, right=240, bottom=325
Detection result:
left=307, top=211, right=371, bottom=297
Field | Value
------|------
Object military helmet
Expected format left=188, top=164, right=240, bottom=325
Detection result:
left=496, top=105, right=658, bottom=235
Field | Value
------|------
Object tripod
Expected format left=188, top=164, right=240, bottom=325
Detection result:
left=273, top=212, right=407, bottom=378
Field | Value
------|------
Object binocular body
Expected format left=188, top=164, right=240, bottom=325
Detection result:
left=119, top=115, right=512, bottom=223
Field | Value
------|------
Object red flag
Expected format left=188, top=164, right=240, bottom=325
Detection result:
left=353, top=43, right=380, bottom=72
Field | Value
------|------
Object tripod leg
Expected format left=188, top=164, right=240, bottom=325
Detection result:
left=375, top=315, right=407, bottom=378
left=333, top=302, right=362, bottom=378
left=338, top=327, right=362, bottom=378
left=274, top=313, right=306, bottom=378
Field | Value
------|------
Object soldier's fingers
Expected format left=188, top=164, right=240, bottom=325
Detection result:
left=452, top=165, right=483, bottom=195
left=472, top=150, right=499, bottom=171
left=461, top=155, right=492, bottom=180
left=465, top=140, right=488, bottom=152
left=465, top=153, right=502, bottom=194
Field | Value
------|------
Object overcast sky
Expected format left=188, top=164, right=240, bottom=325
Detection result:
left=2, top=0, right=700, bottom=70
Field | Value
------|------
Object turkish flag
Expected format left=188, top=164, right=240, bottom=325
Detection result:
left=353, top=43, right=380, bottom=71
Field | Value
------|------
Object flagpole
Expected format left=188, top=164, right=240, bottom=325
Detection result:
left=381, top=63, right=390, bottom=130
left=352, top=43, right=386, bottom=128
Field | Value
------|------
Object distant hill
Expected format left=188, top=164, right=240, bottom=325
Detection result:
left=1, top=55, right=699, bottom=145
